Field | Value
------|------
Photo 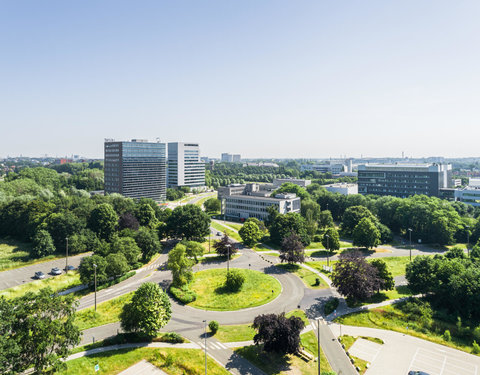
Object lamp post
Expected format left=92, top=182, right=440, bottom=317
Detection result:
left=226, top=244, right=231, bottom=273
left=325, top=234, right=330, bottom=267
left=93, top=263, right=97, bottom=311
left=466, top=225, right=470, bottom=257
left=408, top=228, right=413, bottom=261
left=203, top=319, right=207, bottom=375
left=65, top=237, right=69, bottom=273
left=316, top=317, right=321, bottom=375
left=208, top=232, right=211, bottom=253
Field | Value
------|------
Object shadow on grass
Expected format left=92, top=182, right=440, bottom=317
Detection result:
left=346, top=285, right=412, bottom=308
left=233, top=345, right=292, bottom=375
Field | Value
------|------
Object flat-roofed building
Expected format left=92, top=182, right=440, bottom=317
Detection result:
left=273, top=178, right=311, bottom=188
left=324, top=183, right=358, bottom=195
left=168, top=142, right=205, bottom=188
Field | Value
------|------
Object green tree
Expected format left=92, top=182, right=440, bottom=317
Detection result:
left=79, top=254, right=108, bottom=286
left=239, top=220, right=263, bottom=247
left=269, top=212, right=311, bottom=246
left=44, top=211, right=84, bottom=251
left=136, top=203, right=158, bottom=229
left=213, top=233, right=237, bottom=259
left=183, top=240, right=204, bottom=262
left=166, top=205, right=210, bottom=240
left=204, top=198, right=221, bottom=213
left=225, top=269, right=246, bottom=291
left=274, top=183, right=310, bottom=200
left=318, top=210, right=334, bottom=229
left=370, top=259, right=395, bottom=291
left=112, top=236, right=141, bottom=266
left=135, top=227, right=161, bottom=262
left=120, top=282, right=171, bottom=337
left=168, top=243, right=194, bottom=287
left=31, top=229, right=55, bottom=258
left=342, top=206, right=377, bottom=235
left=88, top=203, right=118, bottom=240
left=105, top=253, right=130, bottom=278
left=352, top=218, right=381, bottom=249
left=322, top=227, right=340, bottom=254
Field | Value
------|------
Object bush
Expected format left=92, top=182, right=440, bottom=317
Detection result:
left=169, top=285, right=197, bottom=304
left=209, top=320, right=219, bottom=334
left=324, top=297, right=339, bottom=315
left=443, top=330, right=451, bottom=342
left=314, top=278, right=320, bottom=286
left=225, top=269, right=246, bottom=292
left=160, top=332, right=184, bottom=344
left=473, top=340, right=480, bottom=354
left=313, top=234, right=322, bottom=242
left=94, top=271, right=136, bottom=292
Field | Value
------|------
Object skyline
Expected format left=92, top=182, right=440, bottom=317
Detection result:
left=1, top=1, right=480, bottom=159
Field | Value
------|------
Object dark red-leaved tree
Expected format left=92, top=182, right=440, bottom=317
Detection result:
left=279, top=233, right=305, bottom=264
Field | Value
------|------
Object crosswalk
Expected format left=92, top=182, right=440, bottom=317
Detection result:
left=196, top=341, right=229, bottom=351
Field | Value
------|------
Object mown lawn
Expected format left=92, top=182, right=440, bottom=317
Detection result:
left=224, top=222, right=243, bottom=231
left=210, top=222, right=242, bottom=241
left=59, top=348, right=229, bottom=375
left=0, top=237, right=61, bottom=271
left=189, top=268, right=281, bottom=311
left=300, top=331, right=333, bottom=371
left=276, top=264, right=328, bottom=289
left=75, top=292, right=134, bottom=331
left=0, top=271, right=82, bottom=299
left=347, top=285, right=413, bottom=307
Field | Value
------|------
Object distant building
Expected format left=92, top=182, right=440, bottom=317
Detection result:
left=301, top=163, right=346, bottom=174
left=104, top=139, right=167, bottom=201
left=168, top=142, right=205, bottom=188
left=324, top=183, right=358, bottom=195
left=357, top=163, right=452, bottom=198
left=454, top=187, right=480, bottom=207
left=221, top=153, right=233, bottom=162
left=218, top=183, right=301, bottom=220
left=232, top=154, right=241, bottom=163
left=273, top=178, right=311, bottom=188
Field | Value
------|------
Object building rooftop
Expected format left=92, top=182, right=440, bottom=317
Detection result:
left=226, top=194, right=299, bottom=202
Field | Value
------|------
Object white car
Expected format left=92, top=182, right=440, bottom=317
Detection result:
left=34, top=271, right=46, bottom=279
left=51, top=267, right=62, bottom=275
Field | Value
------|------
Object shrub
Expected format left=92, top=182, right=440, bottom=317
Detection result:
left=209, top=320, right=219, bottom=334
left=313, top=234, right=322, bottom=242
left=160, top=332, right=184, bottom=343
left=169, top=285, right=197, bottom=304
left=324, top=297, right=339, bottom=315
left=443, top=330, right=451, bottom=342
left=225, top=269, right=246, bottom=292
left=314, top=278, right=320, bottom=286
left=473, top=340, right=480, bottom=354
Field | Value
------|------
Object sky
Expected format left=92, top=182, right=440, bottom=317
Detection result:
left=1, top=1, right=480, bottom=159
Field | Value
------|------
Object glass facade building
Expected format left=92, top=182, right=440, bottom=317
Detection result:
left=168, top=143, right=205, bottom=188
left=104, top=139, right=166, bottom=201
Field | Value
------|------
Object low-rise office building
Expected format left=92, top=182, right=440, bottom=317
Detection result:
left=454, top=187, right=480, bottom=207
left=273, top=178, right=311, bottom=188
left=324, top=183, right=358, bottom=195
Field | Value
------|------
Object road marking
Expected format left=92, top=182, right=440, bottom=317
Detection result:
left=408, top=348, right=420, bottom=372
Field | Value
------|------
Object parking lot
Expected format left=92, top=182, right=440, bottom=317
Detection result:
left=408, top=347, right=478, bottom=375
left=349, top=338, right=383, bottom=363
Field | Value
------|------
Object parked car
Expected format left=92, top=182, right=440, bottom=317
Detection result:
left=217, top=232, right=222, bottom=236
left=64, top=265, right=76, bottom=271
left=408, top=371, right=430, bottom=375
left=34, top=271, right=46, bottom=279
left=51, top=267, right=62, bottom=275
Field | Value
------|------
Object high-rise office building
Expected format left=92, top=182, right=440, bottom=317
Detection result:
left=104, top=139, right=167, bottom=201
left=168, top=142, right=205, bottom=188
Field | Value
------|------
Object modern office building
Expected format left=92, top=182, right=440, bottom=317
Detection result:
left=273, top=178, right=311, bottom=188
left=221, top=153, right=241, bottom=163
left=324, top=183, right=358, bottom=195
left=218, top=183, right=301, bottom=220
left=168, top=142, right=205, bottom=188
left=104, top=139, right=167, bottom=201
left=357, top=163, right=452, bottom=198
left=301, top=163, right=347, bottom=174
left=454, top=187, right=480, bottom=207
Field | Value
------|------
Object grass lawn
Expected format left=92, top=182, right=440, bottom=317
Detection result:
left=0, top=237, right=63, bottom=272
left=300, top=330, right=333, bottom=371
left=210, top=221, right=242, bottom=242
left=346, top=285, right=413, bottom=307
left=0, top=271, right=82, bottom=299
left=372, top=256, right=415, bottom=277
left=335, top=303, right=479, bottom=355
left=338, top=335, right=373, bottom=374
left=262, top=251, right=280, bottom=257
left=286, top=309, right=310, bottom=325
left=253, top=243, right=277, bottom=251
left=75, top=292, right=133, bottom=331
left=189, top=268, right=281, bottom=311
left=60, top=347, right=229, bottom=375
left=305, top=260, right=336, bottom=275
left=224, top=222, right=243, bottom=231
left=276, top=264, right=328, bottom=289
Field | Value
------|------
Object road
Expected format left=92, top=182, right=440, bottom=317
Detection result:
left=0, top=252, right=90, bottom=291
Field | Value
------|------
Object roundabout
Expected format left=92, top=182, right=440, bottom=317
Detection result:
left=187, top=268, right=282, bottom=311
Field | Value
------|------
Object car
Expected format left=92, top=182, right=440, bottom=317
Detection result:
left=408, top=371, right=430, bottom=375
left=64, top=265, right=76, bottom=271
left=51, top=267, right=62, bottom=275
left=216, top=232, right=222, bottom=236
left=34, top=271, right=46, bottom=279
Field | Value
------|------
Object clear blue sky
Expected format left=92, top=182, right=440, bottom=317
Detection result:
left=1, top=1, right=479, bottom=159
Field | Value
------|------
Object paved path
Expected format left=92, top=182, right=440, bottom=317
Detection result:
left=118, top=360, right=168, bottom=375
left=0, top=252, right=90, bottom=290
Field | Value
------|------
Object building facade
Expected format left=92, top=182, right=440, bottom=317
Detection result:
left=168, top=142, right=205, bottom=188
left=454, top=187, right=480, bottom=207
left=357, top=163, right=452, bottom=198
left=104, top=139, right=167, bottom=201
left=273, top=178, right=311, bottom=188
left=324, top=183, right=358, bottom=195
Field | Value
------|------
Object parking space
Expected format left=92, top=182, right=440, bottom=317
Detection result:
left=408, top=347, right=478, bottom=375
left=349, top=338, right=382, bottom=363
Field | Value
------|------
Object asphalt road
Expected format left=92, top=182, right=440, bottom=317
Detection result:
left=0, top=252, right=90, bottom=291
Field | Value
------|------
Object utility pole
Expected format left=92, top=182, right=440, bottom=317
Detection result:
left=326, top=234, right=330, bottom=267
left=65, top=237, right=69, bottom=273
left=316, top=317, right=321, bottom=375
left=203, top=320, right=207, bottom=375
left=93, top=263, right=97, bottom=311
left=408, top=228, right=412, bottom=261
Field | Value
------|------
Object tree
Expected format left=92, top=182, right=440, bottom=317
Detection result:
left=214, top=233, right=237, bottom=259
left=120, top=282, right=171, bottom=337
left=204, top=198, right=221, bottom=213
left=332, top=251, right=383, bottom=302
left=166, top=205, right=210, bottom=240
left=245, top=217, right=267, bottom=233
left=252, top=313, right=305, bottom=354
left=444, top=246, right=466, bottom=259
left=269, top=212, right=311, bottom=246
left=0, top=288, right=80, bottom=374
left=168, top=243, right=194, bottom=287
left=239, top=220, right=263, bottom=247
left=118, top=212, right=140, bottom=231
left=322, top=227, right=340, bottom=254
left=274, top=182, right=310, bottom=200
left=105, top=253, right=130, bottom=278
left=279, top=233, right=305, bottom=264
left=31, top=229, right=55, bottom=258
left=265, top=205, right=279, bottom=229
left=44, top=211, right=84, bottom=251
left=112, top=236, right=142, bottom=266
left=352, top=217, right=381, bottom=249
left=405, top=256, right=440, bottom=294
left=79, top=254, right=108, bottom=286
left=183, top=240, right=204, bottom=262
left=318, top=210, right=334, bottom=229
left=136, top=203, right=158, bottom=229
left=225, top=269, right=245, bottom=291
left=342, top=206, right=376, bottom=235
left=135, top=227, right=161, bottom=262
left=88, top=203, right=118, bottom=240
left=370, top=259, right=394, bottom=291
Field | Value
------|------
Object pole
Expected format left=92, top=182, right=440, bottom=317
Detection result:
left=209, top=232, right=211, bottom=253
left=467, top=225, right=470, bottom=257
left=203, top=320, right=207, bottom=375
left=93, top=264, right=97, bottom=311
left=408, top=228, right=412, bottom=261
left=317, top=318, right=321, bottom=375
left=65, top=237, right=69, bottom=273
left=227, top=245, right=230, bottom=273
left=326, top=235, right=330, bottom=267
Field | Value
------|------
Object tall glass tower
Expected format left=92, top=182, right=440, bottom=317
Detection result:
left=104, top=139, right=167, bottom=201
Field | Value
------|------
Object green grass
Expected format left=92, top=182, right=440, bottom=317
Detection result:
left=224, top=222, right=243, bottom=231
left=199, top=253, right=241, bottom=263
left=338, top=335, right=369, bottom=374
left=262, top=251, right=280, bottom=257
left=347, top=285, right=413, bottom=307
left=286, top=309, right=310, bottom=325
left=305, top=260, right=336, bottom=275
left=214, top=324, right=256, bottom=342
left=335, top=303, right=479, bottom=355
left=60, top=348, right=229, bottom=375
left=276, top=264, right=328, bottom=289
left=75, top=292, right=134, bottom=331
left=300, top=331, right=332, bottom=370
left=189, top=268, right=282, bottom=311
left=253, top=243, right=277, bottom=251
left=0, top=237, right=64, bottom=272
left=371, top=256, right=415, bottom=277
left=0, top=271, right=82, bottom=299
left=210, top=221, right=242, bottom=241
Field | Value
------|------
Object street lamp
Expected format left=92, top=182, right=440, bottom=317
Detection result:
left=466, top=225, right=470, bottom=257
left=203, top=319, right=207, bottom=375
left=208, top=231, right=211, bottom=253
left=226, top=244, right=231, bottom=273
left=65, top=237, right=69, bottom=273
left=93, top=263, right=97, bottom=311
left=325, top=234, right=330, bottom=267
left=316, top=317, right=321, bottom=375
left=408, top=228, right=413, bottom=261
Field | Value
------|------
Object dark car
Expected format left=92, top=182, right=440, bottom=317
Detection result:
left=51, top=267, right=62, bottom=275
left=408, top=371, right=430, bottom=375
left=34, top=271, right=46, bottom=279
left=64, top=265, right=76, bottom=271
